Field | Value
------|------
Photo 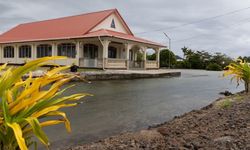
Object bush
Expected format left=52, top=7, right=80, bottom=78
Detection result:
left=224, top=59, right=250, bottom=93
left=0, top=57, right=89, bottom=150
left=206, top=63, right=223, bottom=71
left=160, top=49, right=176, bottom=67
left=175, top=61, right=191, bottom=69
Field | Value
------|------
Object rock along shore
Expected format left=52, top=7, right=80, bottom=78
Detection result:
left=68, top=92, right=250, bottom=150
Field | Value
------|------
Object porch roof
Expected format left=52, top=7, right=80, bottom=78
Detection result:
left=83, top=29, right=165, bottom=47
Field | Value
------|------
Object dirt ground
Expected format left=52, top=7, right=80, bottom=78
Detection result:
left=68, top=93, right=250, bottom=150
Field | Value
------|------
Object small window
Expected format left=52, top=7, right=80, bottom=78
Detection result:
left=108, top=46, right=117, bottom=58
left=19, top=45, right=31, bottom=58
left=37, top=44, right=52, bottom=58
left=57, top=43, right=76, bottom=58
left=3, top=46, right=15, bottom=58
left=111, top=19, right=116, bottom=28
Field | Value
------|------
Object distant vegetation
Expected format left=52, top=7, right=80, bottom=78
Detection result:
left=175, top=47, right=233, bottom=71
left=144, top=47, right=250, bottom=71
left=146, top=46, right=235, bottom=71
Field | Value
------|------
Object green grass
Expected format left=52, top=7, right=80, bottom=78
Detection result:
left=234, top=95, right=244, bottom=101
left=220, top=99, right=233, bottom=109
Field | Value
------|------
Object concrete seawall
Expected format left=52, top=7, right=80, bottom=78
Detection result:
left=80, top=70, right=181, bottom=81
left=22, top=69, right=181, bottom=81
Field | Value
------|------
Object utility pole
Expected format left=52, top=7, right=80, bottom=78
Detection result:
left=163, top=32, right=171, bottom=69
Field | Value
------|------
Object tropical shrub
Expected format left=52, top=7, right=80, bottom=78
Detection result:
left=0, top=57, right=89, bottom=150
left=223, top=59, right=250, bottom=93
left=206, top=63, right=223, bottom=71
left=160, top=49, right=176, bottom=68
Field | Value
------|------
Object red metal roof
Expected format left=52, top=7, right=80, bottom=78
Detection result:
left=0, top=9, right=164, bottom=47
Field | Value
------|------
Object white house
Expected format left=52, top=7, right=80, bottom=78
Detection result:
left=0, top=9, right=164, bottom=69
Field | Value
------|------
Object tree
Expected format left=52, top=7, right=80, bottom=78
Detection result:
left=210, top=52, right=232, bottom=68
left=179, top=47, right=232, bottom=70
left=160, top=49, right=176, bottom=68
left=147, top=53, right=156, bottom=60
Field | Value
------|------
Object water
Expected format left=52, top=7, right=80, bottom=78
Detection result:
left=42, top=70, right=243, bottom=149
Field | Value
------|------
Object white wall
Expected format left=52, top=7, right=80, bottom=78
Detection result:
left=91, top=13, right=129, bottom=34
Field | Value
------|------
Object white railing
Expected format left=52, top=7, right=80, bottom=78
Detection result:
left=79, top=58, right=103, bottom=68
left=146, top=61, right=158, bottom=69
left=106, top=58, right=127, bottom=69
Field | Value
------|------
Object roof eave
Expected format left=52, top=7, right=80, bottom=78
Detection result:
left=0, top=35, right=165, bottom=48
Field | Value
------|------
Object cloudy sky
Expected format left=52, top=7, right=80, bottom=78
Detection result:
left=1, top=0, right=250, bottom=57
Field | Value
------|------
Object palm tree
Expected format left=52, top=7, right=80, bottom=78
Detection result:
left=224, top=59, right=250, bottom=93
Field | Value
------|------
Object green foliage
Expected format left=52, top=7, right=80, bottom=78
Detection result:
left=210, top=52, right=232, bottom=68
left=179, top=47, right=233, bottom=70
left=206, top=63, right=223, bottom=71
left=223, top=59, right=250, bottom=93
left=175, top=60, right=191, bottom=69
left=147, top=53, right=156, bottom=60
left=238, top=56, right=250, bottom=62
left=0, top=57, right=89, bottom=150
left=160, top=49, right=176, bottom=68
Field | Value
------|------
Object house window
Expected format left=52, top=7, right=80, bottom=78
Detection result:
left=19, top=45, right=31, bottom=58
left=3, top=46, right=15, bottom=58
left=108, top=46, right=117, bottom=58
left=57, top=43, right=76, bottom=58
left=37, top=44, right=52, bottom=58
left=84, top=44, right=98, bottom=59
left=111, top=19, right=116, bottom=28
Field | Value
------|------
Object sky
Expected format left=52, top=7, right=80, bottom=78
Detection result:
left=1, top=0, right=250, bottom=58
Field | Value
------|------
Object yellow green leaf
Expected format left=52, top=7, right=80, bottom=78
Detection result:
left=7, top=122, right=28, bottom=150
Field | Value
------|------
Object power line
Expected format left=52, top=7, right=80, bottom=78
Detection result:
left=171, top=17, right=250, bottom=43
left=135, top=6, right=250, bottom=35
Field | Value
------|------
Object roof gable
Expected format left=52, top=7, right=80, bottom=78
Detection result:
left=90, top=10, right=133, bottom=35
left=0, top=9, right=116, bottom=43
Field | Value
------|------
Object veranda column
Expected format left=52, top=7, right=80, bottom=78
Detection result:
left=0, top=45, right=2, bottom=63
left=52, top=42, right=57, bottom=63
left=32, top=43, right=36, bottom=60
left=124, top=43, right=131, bottom=70
left=14, top=44, right=18, bottom=64
left=102, top=40, right=110, bottom=69
left=142, top=46, right=147, bottom=69
left=155, top=48, right=160, bottom=69
left=75, top=41, right=80, bottom=66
